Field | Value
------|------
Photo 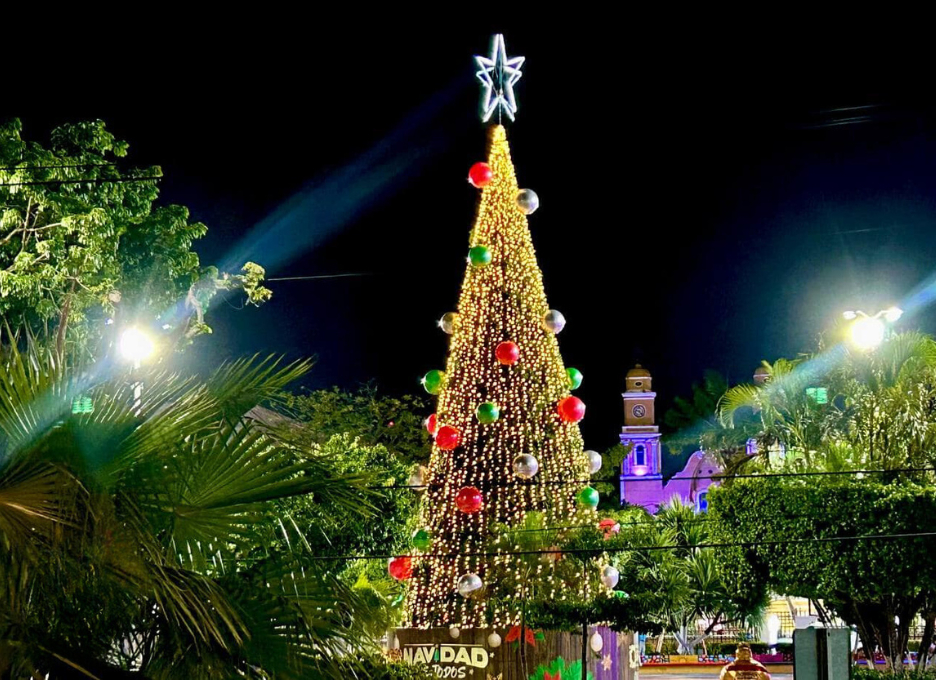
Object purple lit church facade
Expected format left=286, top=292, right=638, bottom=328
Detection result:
left=619, top=365, right=721, bottom=513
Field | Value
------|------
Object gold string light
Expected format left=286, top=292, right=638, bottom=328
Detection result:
left=406, top=125, right=601, bottom=629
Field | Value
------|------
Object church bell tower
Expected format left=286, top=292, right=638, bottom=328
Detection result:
left=620, top=365, right=663, bottom=506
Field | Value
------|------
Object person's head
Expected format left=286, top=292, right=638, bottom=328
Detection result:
left=736, top=643, right=752, bottom=661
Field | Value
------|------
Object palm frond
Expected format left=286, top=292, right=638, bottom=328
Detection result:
left=0, top=333, right=390, bottom=677
left=0, top=460, right=84, bottom=551
left=0, top=334, right=70, bottom=457
left=879, top=331, right=936, bottom=387
left=717, top=384, right=761, bottom=427
left=207, top=355, right=312, bottom=423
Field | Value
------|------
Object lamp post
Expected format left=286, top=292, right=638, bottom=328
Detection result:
left=842, top=307, right=903, bottom=351
left=119, top=327, right=155, bottom=411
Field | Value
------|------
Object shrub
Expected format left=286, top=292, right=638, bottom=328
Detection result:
left=339, top=657, right=437, bottom=680
left=853, top=669, right=936, bottom=680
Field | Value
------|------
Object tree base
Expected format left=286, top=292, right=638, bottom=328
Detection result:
left=390, top=627, right=635, bottom=680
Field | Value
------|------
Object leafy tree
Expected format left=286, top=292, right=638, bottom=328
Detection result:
left=611, top=499, right=764, bottom=653
left=663, top=370, right=730, bottom=451
left=0, top=118, right=270, bottom=358
left=709, top=330, right=936, bottom=669
left=663, top=369, right=754, bottom=473
left=281, top=384, right=431, bottom=465
left=710, top=477, right=936, bottom=671
left=275, top=385, right=432, bottom=631
left=521, top=502, right=761, bottom=653
left=275, top=432, right=419, bottom=628
left=717, top=332, right=936, bottom=473
left=0, top=335, right=395, bottom=679
left=595, top=443, right=629, bottom=506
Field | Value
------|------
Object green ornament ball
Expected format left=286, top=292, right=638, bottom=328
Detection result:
left=412, top=528, right=432, bottom=550
left=469, top=245, right=492, bottom=267
left=566, top=367, right=584, bottom=390
left=476, top=402, right=501, bottom=424
left=422, top=370, right=445, bottom=395
left=577, top=486, right=600, bottom=508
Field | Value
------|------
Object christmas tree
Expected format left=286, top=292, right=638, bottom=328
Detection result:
left=404, top=37, right=605, bottom=629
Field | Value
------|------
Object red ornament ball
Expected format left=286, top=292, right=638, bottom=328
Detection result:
left=455, top=486, right=484, bottom=514
left=558, top=396, right=586, bottom=423
left=425, top=413, right=438, bottom=435
left=388, top=556, right=413, bottom=581
left=495, top=341, right=520, bottom=365
left=468, top=162, right=493, bottom=188
left=436, top=425, right=462, bottom=450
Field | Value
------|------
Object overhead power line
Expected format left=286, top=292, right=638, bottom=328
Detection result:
left=297, top=529, right=936, bottom=563
left=0, top=162, right=116, bottom=171
left=267, top=273, right=372, bottom=282
left=505, top=507, right=895, bottom=533
left=0, top=176, right=161, bottom=188
left=379, top=465, right=936, bottom=491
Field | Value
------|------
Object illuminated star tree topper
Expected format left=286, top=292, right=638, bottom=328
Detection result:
left=474, top=34, right=525, bottom=123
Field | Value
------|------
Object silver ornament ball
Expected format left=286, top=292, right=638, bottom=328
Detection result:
left=439, top=312, right=458, bottom=335
left=601, top=565, right=620, bottom=589
left=513, top=453, right=540, bottom=479
left=449, top=626, right=461, bottom=639
left=516, top=188, right=540, bottom=215
left=542, top=310, right=566, bottom=334
left=488, top=632, right=502, bottom=648
left=457, top=573, right=484, bottom=599
left=590, top=631, right=604, bottom=653
left=586, top=450, right=602, bottom=474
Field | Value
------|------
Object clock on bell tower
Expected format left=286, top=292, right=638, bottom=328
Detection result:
left=623, top=364, right=655, bottom=426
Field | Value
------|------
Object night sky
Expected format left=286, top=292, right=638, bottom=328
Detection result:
left=9, top=24, right=936, bottom=454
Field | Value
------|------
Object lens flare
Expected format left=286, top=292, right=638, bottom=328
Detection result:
left=119, top=328, right=155, bottom=363
left=850, top=317, right=886, bottom=351
left=884, top=306, right=904, bottom=323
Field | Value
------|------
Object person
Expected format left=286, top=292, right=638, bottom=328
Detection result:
left=718, top=643, right=772, bottom=680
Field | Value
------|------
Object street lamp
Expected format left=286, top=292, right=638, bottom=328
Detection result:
left=842, top=308, right=903, bottom=351
left=119, top=327, right=155, bottom=366
left=119, top=327, right=155, bottom=413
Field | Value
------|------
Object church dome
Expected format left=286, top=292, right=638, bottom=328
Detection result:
left=625, top=364, right=652, bottom=392
left=627, top=364, right=651, bottom=379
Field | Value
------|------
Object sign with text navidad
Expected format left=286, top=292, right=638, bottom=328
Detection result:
left=393, top=627, right=632, bottom=679
left=402, top=642, right=489, bottom=678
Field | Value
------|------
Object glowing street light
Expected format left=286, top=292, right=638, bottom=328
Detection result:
left=883, top=306, right=904, bottom=323
left=843, top=307, right=903, bottom=351
left=850, top=316, right=886, bottom=351
left=118, top=327, right=155, bottom=413
left=119, top=327, right=155, bottom=365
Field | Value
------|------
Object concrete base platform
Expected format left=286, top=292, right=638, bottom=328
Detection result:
left=641, top=666, right=793, bottom=676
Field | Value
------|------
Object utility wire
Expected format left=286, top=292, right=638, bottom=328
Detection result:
left=267, top=273, right=372, bottom=282
left=297, top=529, right=936, bottom=563
left=502, top=508, right=876, bottom=533
left=0, top=176, right=161, bottom=188
left=507, top=517, right=714, bottom=533
left=0, top=162, right=116, bottom=171
left=377, top=465, right=936, bottom=490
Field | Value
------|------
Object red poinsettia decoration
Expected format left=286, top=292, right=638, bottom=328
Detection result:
left=598, top=518, right=621, bottom=540
left=505, top=624, right=537, bottom=647
left=544, top=671, right=561, bottom=680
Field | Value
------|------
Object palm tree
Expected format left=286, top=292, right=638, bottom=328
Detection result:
left=655, top=499, right=763, bottom=654
left=662, top=371, right=755, bottom=473
left=713, top=332, right=936, bottom=671
left=717, top=332, right=936, bottom=472
left=0, top=334, right=389, bottom=679
left=717, top=357, right=827, bottom=469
